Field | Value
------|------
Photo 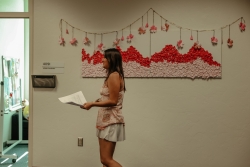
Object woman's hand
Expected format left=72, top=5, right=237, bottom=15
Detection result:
left=80, top=102, right=93, bottom=110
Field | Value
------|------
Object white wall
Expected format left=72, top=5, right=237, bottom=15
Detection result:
left=32, top=0, right=250, bottom=167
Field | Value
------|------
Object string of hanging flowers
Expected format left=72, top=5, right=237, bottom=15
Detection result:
left=59, top=8, right=245, bottom=50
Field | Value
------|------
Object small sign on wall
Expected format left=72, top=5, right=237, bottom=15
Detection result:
left=42, top=62, right=64, bottom=73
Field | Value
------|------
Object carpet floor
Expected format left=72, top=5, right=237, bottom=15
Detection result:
left=0, top=144, right=28, bottom=167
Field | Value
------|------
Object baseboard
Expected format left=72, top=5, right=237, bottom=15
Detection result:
left=7, top=140, right=28, bottom=144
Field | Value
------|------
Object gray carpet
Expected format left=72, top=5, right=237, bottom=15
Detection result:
left=0, top=144, right=28, bottom=167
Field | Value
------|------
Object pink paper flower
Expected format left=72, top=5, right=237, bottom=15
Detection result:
left=161, top=23, right=169, bottom=31
left=194, top=41, right=201, bottom=49
left=239, top=22, right=246, bottom=31
left=127, top=34, right=134, bottom=43
left=138, top=26, right=146, bottom=34
left=145, top=23, right=149, bottom=28
left=150, top=25, right=157, bottom=33
left=59, top=37, right=65, bottom=45
left=66, top=29, right=69, bottom=34
left=83, top=37, right=91, bottom=45
left=227, top=38, right=233, bottom=47
left=70, top=38, right=77, bottom=45
left=177, top=40, right=184, bottom=48
left=98, top=43, right=105, bottom=51
left=190, top=35, right=193, bottom=40
left=211, top=36, right=218, bottom=44
left=113, top=38, right=120, bottom=46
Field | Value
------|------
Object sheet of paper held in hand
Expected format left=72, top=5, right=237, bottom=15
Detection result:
left=58, top=91, right=87, bottom=106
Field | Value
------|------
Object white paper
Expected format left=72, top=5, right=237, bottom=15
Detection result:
left=58, top=91, right=87, bottom=106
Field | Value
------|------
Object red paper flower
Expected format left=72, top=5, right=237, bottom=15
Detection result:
left=239, top=22, right=246, bottom=31
left=66, top=29, right=69, bottom=34
left=70, top=38, right=77, bottom=45
left=227, top=38, right=233, bottom=47
left=211, top=36, right=218, bottom=44
left=145, top=23, right=149, bottom=28
left=150, top=25, right=157, bottom=33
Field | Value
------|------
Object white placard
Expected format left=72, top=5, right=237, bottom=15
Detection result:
left=42, top=62, right=64, bottom=74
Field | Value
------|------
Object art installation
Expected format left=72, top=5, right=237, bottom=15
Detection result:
left=58, top=8, right=246, bottom=79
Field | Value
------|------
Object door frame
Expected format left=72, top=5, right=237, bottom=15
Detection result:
left=0, top=0, right=33, bottom=166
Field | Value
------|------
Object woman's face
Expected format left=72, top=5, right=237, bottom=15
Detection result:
left=102, top=57, right=109, bottom=69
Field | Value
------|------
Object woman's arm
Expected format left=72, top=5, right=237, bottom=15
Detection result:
left=81, top=72, right=120, bottom=110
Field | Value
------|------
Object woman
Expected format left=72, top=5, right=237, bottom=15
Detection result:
left=81, top=48, right=126, bottom=167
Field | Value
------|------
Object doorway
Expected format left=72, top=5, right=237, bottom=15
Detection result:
left=0, top=0, right=31, bottom=166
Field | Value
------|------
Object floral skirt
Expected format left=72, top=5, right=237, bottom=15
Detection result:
left=96, top=124, right=125, bottom=142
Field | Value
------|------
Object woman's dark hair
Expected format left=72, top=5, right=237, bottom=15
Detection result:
left=104, top=48, right=126, bottom=91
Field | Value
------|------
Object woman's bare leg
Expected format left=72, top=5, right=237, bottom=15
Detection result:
left=99, top=138, right=122, bottom=167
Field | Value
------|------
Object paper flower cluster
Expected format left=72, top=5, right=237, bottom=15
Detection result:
left=70, top=38, right=77, bottom=45
left=194, top=42, right=201, bottom=49
left=59, top=37, right=65, bottom=45
left=177, top=40, right=184, bottom=49
left=227, top=38, right=233, bottom=47
left=127, top=34, right=134, bottom=43
left=83, top=37, right=91, bottom=45
left=113, top=38, right=120, bottom=46
left=150, top=25, right=157, bottom=33
left=161, top=23, right=169, bottom=31
left=121, top=36, right=124, bottom=41
left=97, top=43, right=105, bottom=51
left=211, top=36, right=218, bottom=44
left=138, top=27, right=146, bottom=34
left=239, top=22, right=246, bottom=31
left=190, top=35, right=193, bottom=40
left=82, top=45, right=221, bottom=79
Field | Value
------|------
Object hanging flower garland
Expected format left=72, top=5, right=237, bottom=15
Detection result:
left=58, top=8, right=245, bottom=79
left=59, top=8, right=245, bottom=48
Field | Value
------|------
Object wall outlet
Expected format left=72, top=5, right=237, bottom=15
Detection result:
left=78, top=137, right=83, bottom=147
